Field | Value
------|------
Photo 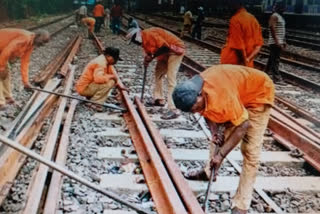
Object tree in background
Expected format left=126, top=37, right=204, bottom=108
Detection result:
left=2, top=0, right=73, bottom=19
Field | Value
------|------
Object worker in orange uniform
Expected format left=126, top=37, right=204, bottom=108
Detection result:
left=81, top=17, right=96, bottom=37
left=220, top=0, right=263, bottom=67
left=93, top=0, right=105, bottom=33
left=127, top=27, right=185, bottom=120
left=76, top=47, right=125, bottom=112
left=172, top=64, right=274, bottom=214
left=0, top=29, right=50, bottom=110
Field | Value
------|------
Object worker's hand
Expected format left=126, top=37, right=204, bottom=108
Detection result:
left=212, top=133, right=224, bottom=147
left=0, top=68, right=8, bottom=80
left=143, top=55, right=153, bottom=67
left=23, top=82, right=33, bottom=92
left=210, top=152, right=224, bottom=181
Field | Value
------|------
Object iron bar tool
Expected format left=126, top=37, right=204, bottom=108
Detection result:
left=202, top=168, right=215, bottom=212
left=30, top=87, right=126, bottom=112
left=140, top=65, right=148, bottom=101
left=0, top=135, right=153, bottom=214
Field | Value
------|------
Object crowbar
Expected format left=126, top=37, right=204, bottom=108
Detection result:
left=31, top=87, right=126, bottom=112
left=202, top=168, right=215, bottom=212
left=140, top=65, right=148, bottom=101
left=0, top=135, right=153, bottom=214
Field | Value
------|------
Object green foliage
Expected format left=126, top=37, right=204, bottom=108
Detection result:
left=2, top=0, right=73, bottom=19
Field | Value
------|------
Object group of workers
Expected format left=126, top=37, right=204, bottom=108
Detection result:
left=78, top=0, right=123, bottom=35
left=0, top=0, right=288, bottom=213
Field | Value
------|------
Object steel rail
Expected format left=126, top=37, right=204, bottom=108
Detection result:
left=135, top=98, right=205, bottom=214
left=130, top=14, right=320, bottom=93
left=92, top=33, right=189, bottom=214
left=0, top=135, right=153, bottom=214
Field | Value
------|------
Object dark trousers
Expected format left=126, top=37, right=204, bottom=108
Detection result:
left=111, top=17, right=121, bottom=34
left=192, top=24, right=202, bottom=40
left=265, top=44, right=283, bottom=82
left=94, top=17, right=104, bottom=33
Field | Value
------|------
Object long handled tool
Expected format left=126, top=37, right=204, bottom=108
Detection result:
left=202, top=168, right=215, bottom=212
left=0, top=135, right=153, bottom=214
left=31, top=87, right=126, bottom=112
left=140, top=65, right=148, bottom=101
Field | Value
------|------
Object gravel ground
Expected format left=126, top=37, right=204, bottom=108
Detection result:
left=0, top=115, right=53, bottom=213
left=268, top=190, right=320, bottom=213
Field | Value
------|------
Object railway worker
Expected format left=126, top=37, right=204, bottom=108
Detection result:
left=180, top=9, right=192, bottom=38
left=75, top=47, right=125, bottom=112
left=191, top=7, right=204, bottom=40
left=127, top=17, right=139, bottom=31
left=110, top=1, right=123, bottom=35
left=220, top=0, right=263, bottom=68
left=93, top=0, right=105, bottom=33
left=0, top=29, right=50, bottom=110
left=172, top=64, right=275, bottom=214
left=265, top=0, right=286, bottom=85
left=77, top=4, right=88, bottom=25
left=104, top=7, right=111, bottom=30
left=81, top=17, right=96, bottom=37
left=126, top=27, right=185, bottom=120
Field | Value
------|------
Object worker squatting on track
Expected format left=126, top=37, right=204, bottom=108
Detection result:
left=81, top=17, right=96, bottom=35
left=126, top=27, right=185, bottom=120
left=173, top=64, right=275, bottom=214
left=220, top=0, right=263, bottom=68
left=75, top=47, right=127, bottom=112
left=0, top=29, right=50, bottom=110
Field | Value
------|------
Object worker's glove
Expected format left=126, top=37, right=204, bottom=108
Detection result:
left=210, top=151, right=224, bottom=181
left=0, top=69, right=8, bottom=80
left=143, top=55, right=153, bottom=67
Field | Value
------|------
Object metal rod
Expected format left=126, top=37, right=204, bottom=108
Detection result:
left=31, top=87, right=126, bottom=112
left=140, top=65, right=148, bottom=101
left=202, top=168, right=215, bottom=213
left=0, top=135, right=153, bottom=214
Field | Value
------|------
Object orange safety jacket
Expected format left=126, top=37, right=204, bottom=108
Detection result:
left=93, top=4, right=105, bottom=17
left=0, top=28, right=35, bottom=85
left=200, top=64, right=274, bottom=126
left=141, top=27, right=185, bottom=61
left=82, top=17, right=96, bottom=33
left=76, top=54, right=115, bottom=94
left=220, top=8, right=263, bottom=68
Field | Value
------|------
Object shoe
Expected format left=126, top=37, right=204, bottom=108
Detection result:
left=184, top=168, right=208, bottom=181
left=145, top=99, right=165, bottom=107
left=160, top=110, right=180, bottom=120
left=231, top=207, right=247, bottom=214
left=5, top=97, right=15, bottom=105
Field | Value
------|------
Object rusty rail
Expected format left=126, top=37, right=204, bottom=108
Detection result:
left=92, top=33, right=190, bottom=213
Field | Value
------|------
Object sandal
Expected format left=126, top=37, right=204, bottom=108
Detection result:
left=146, top=99, right=166, bottom=107
left=160, top=110, right=180, bottom=120
left=184, top=168, right=208, bottom=181
left=5, top=97, right=15, bottom=105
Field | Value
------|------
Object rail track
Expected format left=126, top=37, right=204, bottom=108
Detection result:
left=151, top=13, right=320, bottom=51
left=0, top=13, right=320, bottom=214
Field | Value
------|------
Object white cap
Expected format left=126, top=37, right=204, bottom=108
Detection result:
left=126, top=28, right=142, bottom=44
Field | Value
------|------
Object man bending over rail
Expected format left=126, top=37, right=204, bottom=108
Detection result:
left=172, top=64, right=275, bottom=214
left=126, top=27, right=185, bottom=120
left=82, top=17, right=96, bottom=37
left=76, top=47, right=126, bottom=112
left=0, top=29, right=50, bottom=110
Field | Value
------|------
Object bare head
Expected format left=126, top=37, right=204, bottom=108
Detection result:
left=227, top=0, right=245, bottom=13
left=34, top=30, right=50, bottom=47
left=273, top=0, right=286, bottom=13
